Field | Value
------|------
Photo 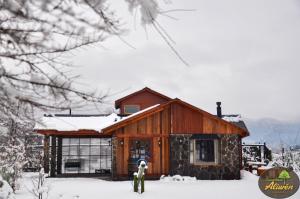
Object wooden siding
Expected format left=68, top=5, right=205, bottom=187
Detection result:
left=110, top=100, right=246, bottom=178
left=113, top=109, right=170, bottom=177
left=171, top=101, right=245, bottom=135
left=171, top=103, right=203, bottom=133
left=118, top=90, right=170, bottom=115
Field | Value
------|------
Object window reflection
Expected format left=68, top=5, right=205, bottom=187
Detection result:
left=61, top=138, right=111, bottom=174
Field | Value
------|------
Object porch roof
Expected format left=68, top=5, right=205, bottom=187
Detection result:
left=35, top=113, right=120, bottom=132
left=34, top=104, right=160, bottom=134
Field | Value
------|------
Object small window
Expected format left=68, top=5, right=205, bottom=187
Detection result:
left=196, top=140, right=215, bottom=162
left=190, top=139, right=219, bottom=165
left=124, top=105, right=140, bottom=114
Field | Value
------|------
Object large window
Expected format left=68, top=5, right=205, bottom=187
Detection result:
left=124, top=105, right=140, bottom=114
left=61, top=138, right=111, bottom=174
left=190, top=139, right=219, bottom=165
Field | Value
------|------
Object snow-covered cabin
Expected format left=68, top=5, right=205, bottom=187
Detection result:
left=35, top=87, right=250, bottom=180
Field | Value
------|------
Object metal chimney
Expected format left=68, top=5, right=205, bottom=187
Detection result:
left=216, top=102, right=222, bottom=118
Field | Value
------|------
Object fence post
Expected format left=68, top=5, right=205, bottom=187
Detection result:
left=133, top=173, right=138, bottom=192
left=141, top=175, right=145, bottom=193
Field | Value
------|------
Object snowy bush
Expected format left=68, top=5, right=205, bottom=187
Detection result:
left=0, top=176, right=15, bottom=199
left=160, top=175, right=197, bottom=182
left=0, top=143, right=26, bottom=192
left=29, top=168, right=49, bottom=199
left=271, top=151, right=300, bottom=173
left=0, top=120, right=29, bottom=192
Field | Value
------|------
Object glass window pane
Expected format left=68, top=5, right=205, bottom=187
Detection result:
left=190, top=151, right=194, bottom=164
left=91, top=138, right=100, bottom=145
left=101, top=138, right=111, bottom=145
left=62, top=138, right=69, bottom=146
left=80, top=138, right=90, bottom=145
left=79, top=156, right=90, bottom=173
left=70, top=146, right=79, bottom=156
left=190, top=140, right=194, bottom=151
left=100, top=146, right=110, bottom=155
left=90, top=156, right=100, bottom=173
left=80, top=146, right=89, bottom=156
left=100, top=158, right=108, bottom=169
left=195, top=140, right=215, bottom=162
left=63, top=157, right=80, bottom=174
left=106, top=156, right=112, bottom=169
left=124, top=105, right=140, bottom=114
left=70, top=138, right=79, bottom=145
left=91, top=146, right=100, bottom=155
left=62, top=146, right=69, bottom=155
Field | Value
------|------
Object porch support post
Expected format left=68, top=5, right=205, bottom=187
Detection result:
left=50, top=136, right=57, bottom=177
left=260, top=145, right=265, bottom=163
left=43, top=135, right=50, bottom=174
left=57, top=137, right=62, bottom=175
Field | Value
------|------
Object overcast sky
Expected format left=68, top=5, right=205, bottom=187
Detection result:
left=67, top=0, right=300, bottom=122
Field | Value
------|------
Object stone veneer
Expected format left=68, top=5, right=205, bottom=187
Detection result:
left=170, top=134, right=241, bottom=180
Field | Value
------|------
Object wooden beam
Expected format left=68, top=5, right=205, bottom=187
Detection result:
left=43, top=135, right=50, bottom=174
left=115, top=134, right=169, bottom=138
left=57, top=137, right=62, bottom=175
left=36, top=130, right=102, bottom=136
left=50, top=136, right=57, bottom=177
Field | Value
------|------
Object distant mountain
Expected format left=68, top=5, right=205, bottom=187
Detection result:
left=242, top=118, right=300, bottom=152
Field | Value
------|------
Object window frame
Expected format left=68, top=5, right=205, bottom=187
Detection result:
left=129, top=138, right=153, bottom=163
left=190, top=139, right=220, bottom=165
left=123, top=105, right=140, bottom=114
left=61, top=138, right=112, bottom=174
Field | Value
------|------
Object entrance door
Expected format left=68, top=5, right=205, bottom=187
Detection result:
left=128, top=139, right=151, bottom=176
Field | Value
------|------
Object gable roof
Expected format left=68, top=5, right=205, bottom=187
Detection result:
left=115, top=87, right=172, bottom=109
left=103, top=98, right=249, bottom=137
left=36, top=88, right=249, bottom=138
left=172, top=99, right=249, bottom=137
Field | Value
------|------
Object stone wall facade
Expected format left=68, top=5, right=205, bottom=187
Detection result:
left=170, top=134, right=241, bottom=180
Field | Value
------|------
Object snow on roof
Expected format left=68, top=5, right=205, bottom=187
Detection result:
left=222, top=114, right=242, bottom=122
left=35, top=104, right=160, bottom=132
left=100, top=104, right=160, bottom=131
left=35, top=113, right=121, bottom=132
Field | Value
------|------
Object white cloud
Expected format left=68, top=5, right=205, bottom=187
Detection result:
left=69, top=0, right=300, bottom=122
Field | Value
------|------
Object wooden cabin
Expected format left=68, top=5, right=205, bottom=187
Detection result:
left=35, top=87, right=249, bottom=180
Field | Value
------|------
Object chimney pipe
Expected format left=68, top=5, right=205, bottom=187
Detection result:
left=69, top=108, right=72, bottom=115
left=216, top=102, right=222, bottom=118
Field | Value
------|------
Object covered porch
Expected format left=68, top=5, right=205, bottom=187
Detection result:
left=43, top=134, right=112, bottom=178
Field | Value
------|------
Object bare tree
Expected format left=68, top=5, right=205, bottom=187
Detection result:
left=0, top=118, right=30, bottom=192
left=0, top=0, right=164, bottom=190
left=0, top=0, right=163, bottom=126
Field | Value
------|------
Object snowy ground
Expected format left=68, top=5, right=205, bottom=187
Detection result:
left=16, top=171, right=300, bottom=199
